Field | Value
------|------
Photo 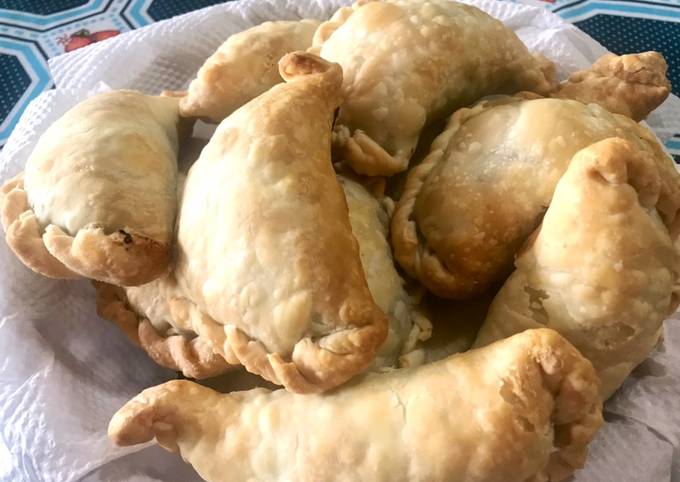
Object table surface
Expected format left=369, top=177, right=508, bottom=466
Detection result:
left=0, top=0, right=678, bottom=159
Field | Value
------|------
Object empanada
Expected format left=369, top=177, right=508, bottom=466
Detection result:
left=553, top=51, right=670, bottom=121
left=95, top=176, right=424, bottom=377
left=392, top=96, right=680, bottom=299
left=340, top=176, right=431, bottom=368
left=0, top=90, right=186, bottom=285
left=313, top=0, right=556, bottom=176
left=176, top=20, right=320, bottom=123
left=109, top=328, right=603, bottom=482
left=173, top=52, right=387, bottom=393
left=475, top=138, right=680, bottom=399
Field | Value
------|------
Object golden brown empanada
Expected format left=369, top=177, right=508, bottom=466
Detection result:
left=109, top=328, right=603, bottom=482
left=392, top=96, right=680, bottom=299
left=553, top=51, right=670, bottom=121
left=0, top=90, right=186, bottom=285
left=313, top=0, right=556, bottom=176
left=176, top=19, right=320, bottom=123
left=172, top=52, right=387, bottom=393
left=95, top=175, right=424, bottom=377
left=475, top=138, right=680, bottom=399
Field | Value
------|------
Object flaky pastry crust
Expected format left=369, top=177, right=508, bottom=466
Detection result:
left=0, top=90, right=184, bottom=285
left=94, top=280, right=233, bottom=379
left=314, top=0, right=557, bottom=176
left=475, top=138, right=680, bottom=399
left=392, top=96, right=680, bottom=299
left=95, top=176, right=425, bottom=377
left=173, top=52, right=387, bottom=393
left=553, top=51, right=670, bottom=121
left=179, top=19, right=320, bottom=123
left=109, top=328, right=602, bottom=482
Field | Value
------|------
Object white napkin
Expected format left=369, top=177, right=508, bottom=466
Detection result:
left=1, top=1, right=679, bottom=481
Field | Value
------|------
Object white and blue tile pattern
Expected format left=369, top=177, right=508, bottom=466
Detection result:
left=0, top=0, right=225, bottom=147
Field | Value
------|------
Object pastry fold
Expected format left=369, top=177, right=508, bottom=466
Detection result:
left=314, top=0, right=556, bottom=176
left=0, top=90, right=185, bottom=285
left=392, top=96, right=680, bottom=299
left=94, top=279, right=233, bottom=379
left=109, top=328, right=603, bottom=482
left=177, top=19, right=320, bottom=123
left=553, top=52, right=670, bottom=121
left=475, top=138, right=680, bottom=399
left=173, top=52, right=387, bottom=393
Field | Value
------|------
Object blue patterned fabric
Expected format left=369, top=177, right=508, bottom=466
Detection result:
left=0, top=0, right=678, bottom=159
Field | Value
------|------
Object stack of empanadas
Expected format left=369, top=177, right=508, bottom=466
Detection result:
left=2, top=1, right=678, bottom=480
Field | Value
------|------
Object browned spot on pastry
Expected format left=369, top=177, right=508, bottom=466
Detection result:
left=118, top=229, right=133, bottom=244
left=43, top=225, right=169, bottom=286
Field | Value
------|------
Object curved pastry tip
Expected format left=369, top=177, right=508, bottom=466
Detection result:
left=287, top=319, right=388, bottom=393
left=43, top=225, right=169, bottom=286
left=108, top=380, right=183, bottom=446
left=555, top=51, right=670, bottom=120
left=575, top=137, right=661, bottom=208
left=278, top=51, right=342, bottom=86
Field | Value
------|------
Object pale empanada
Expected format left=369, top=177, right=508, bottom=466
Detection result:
left=95, top=175, right=424, bottom=377
left=475, top=138, right=680, bottom=399
left=109, top=328, right=603, bottom=482
left=553, top=51, right=670, bottom=121
left=0, top=90, right=186, bottom=286
left=339, top=176, right=431, bottom=368
left=392, top=96, right=680, bottom=299
left=176, top=20, right=320, bottom=123
left=173, top=52, right=387, bottom=393
left=313, top=0, right=556, bottom=176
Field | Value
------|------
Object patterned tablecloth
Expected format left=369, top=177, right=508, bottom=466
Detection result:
left=0, top=0, right=678, bottom=159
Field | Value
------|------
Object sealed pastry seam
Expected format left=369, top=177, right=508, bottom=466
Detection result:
left=391, top=102, right=489, bottom=299
left=189, top=308, right=387, bottom=393
left=42, top=224, right=170, bottom=286
left=94, top=281, right=233, bottom=379
left=0, top=172, right=80, bottom=279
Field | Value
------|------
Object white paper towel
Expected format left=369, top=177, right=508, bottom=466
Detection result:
left=1, top=1, right=679, bottom=481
